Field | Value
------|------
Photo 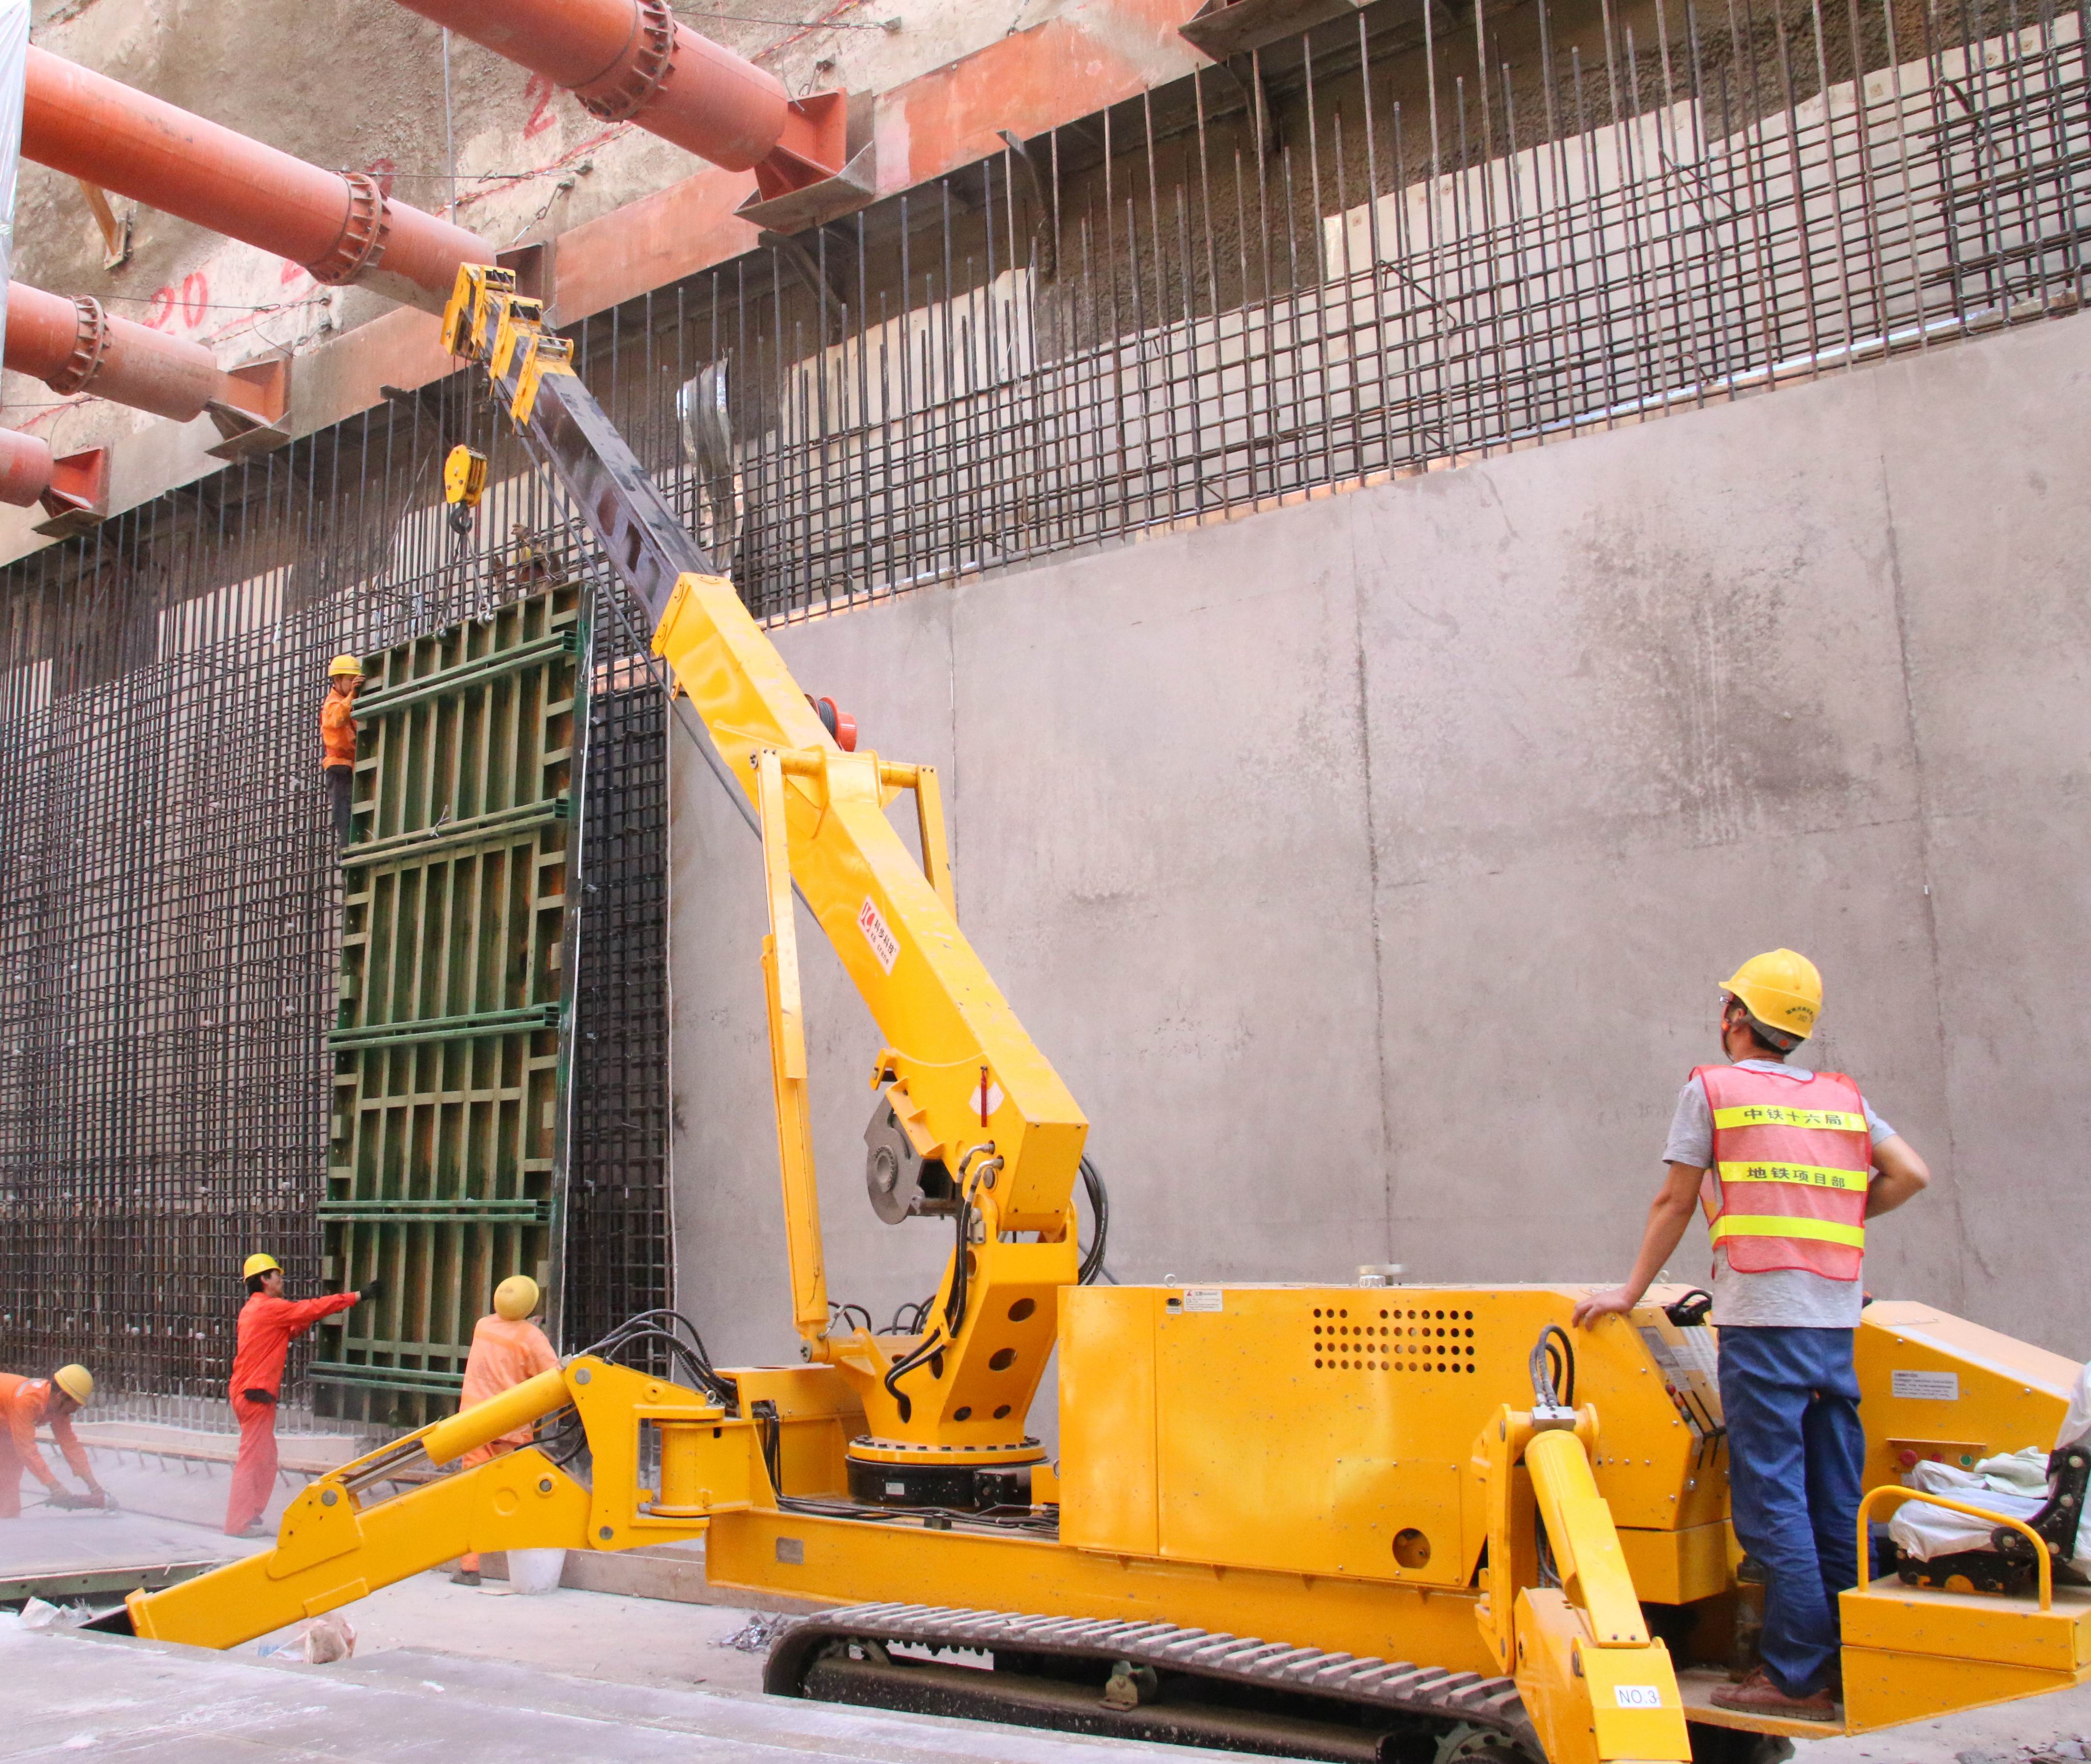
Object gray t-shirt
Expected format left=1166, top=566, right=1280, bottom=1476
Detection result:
left=1664, top=1060, right=1895, bottom=1330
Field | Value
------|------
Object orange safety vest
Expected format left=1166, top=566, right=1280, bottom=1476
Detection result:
left=1693, top=1063, right=1872, bottom=1281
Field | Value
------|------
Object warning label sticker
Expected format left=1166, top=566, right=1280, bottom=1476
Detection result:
left=1891, top=1369, right=1961, bottom=1402
left=857, top=897, right=899, bottom=974
left=1181, top=1288, right=1224, bottom=1313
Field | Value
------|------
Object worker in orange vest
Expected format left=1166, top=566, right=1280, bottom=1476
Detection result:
left=1574, top=950, right=1931, bottom=1722
left=452, top=1274, right=560, bottom=1585
left=321, top=654, right=363, bottom=847
left=227, top=1254, right=371, bottom=1538
left=0, top=1365, right=104, bottom=1517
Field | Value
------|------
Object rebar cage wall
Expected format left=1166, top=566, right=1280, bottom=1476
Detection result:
left=584, top=0, right=2091, bottom=619
left=0, top=380, right=674, bottom=1422
left=1, top=0, right=2087, bottom=1414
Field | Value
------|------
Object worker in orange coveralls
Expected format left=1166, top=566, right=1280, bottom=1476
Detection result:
left=0, top=1365, right=104, bottom=1517
left=321, top=654, right=364, bottom=848
left=452, top=1274, right=560, bottom=1586
left=226, top=1254, right=373, bottom=1538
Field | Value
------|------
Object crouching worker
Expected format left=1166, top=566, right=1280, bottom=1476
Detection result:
left=452, top=1275, right=560, bottom=1587
left=0, top=1365, right=104, bottom=1517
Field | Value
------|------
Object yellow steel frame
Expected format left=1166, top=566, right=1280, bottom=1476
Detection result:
left=449, top=259, right=1085, bottom=1458
left=648, top=568, right=1084, bottom=1452
left=121, top=1337, right=1692, bottom=1764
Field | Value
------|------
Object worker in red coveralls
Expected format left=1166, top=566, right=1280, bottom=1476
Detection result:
left=226, top=1254, right=373, bottom=1538
left=452, top=1274, right=560, bottom=1586
left=0, top=1365, right=104, bottom=1517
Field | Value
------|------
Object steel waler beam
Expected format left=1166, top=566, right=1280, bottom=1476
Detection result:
left=20, top=47, right=493, bottom=312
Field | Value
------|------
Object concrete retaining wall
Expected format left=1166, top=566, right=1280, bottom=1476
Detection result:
left=666, top=311, right=2091, bottom=1395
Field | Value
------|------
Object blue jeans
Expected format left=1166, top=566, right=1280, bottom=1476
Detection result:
left=1719, top=1325, right=1865, bottom=1698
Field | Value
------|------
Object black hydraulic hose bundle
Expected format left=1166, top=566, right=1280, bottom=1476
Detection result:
left=1077, top=1154, right=1109, bottom=1285
left=1529, top=1322, right=1576, bottom=1410
left=581, top=1308, right=738, bottom=1412
left=883, top=1184, right=972, bottom=1423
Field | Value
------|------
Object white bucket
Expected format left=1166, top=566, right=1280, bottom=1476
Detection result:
left=506, top=1548, right=566, bottom=1595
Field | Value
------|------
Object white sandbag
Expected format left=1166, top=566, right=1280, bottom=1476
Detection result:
left=2060, top=1359, right=2091, bottom=1455
left=506, top=1548, right=565, bottom=1595
left=18, top=1598, right=90, bottom=1631
left=1891, top=1413, right=2091, bottom=1574
left=1971, top=1446, right=2050, bottom=1495
left=255, top=1611, right=356, bottom=1663
left=1889, top=1461, right=2044, bottom=1561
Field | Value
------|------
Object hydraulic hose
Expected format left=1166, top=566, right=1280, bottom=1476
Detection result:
left=1077, top=1154, right=1109, bottom=1285
left=1530, top=1323, right=1576, bottom=1410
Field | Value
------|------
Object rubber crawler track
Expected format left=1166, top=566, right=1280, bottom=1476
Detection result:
left=765, top=1601, right=1541, bottom=1755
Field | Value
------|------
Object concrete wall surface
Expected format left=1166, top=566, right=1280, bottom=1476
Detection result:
left=667, top=311, right=2091, bottom=1396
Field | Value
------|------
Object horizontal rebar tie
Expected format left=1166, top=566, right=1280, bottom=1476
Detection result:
left=309, top=1363, right=469, bottom=1395
left=318, top=1199, right=548, bottom=1221
left=345, top=796, right=571, bottom=868
left=328, top=1004, right=561, bottom=1051
left=354, top=630, right=578, bottom=720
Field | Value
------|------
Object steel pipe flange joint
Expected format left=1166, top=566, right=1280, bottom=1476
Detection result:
left=46, top=296, right=110, bottom=396
left=577, top=0, right=676, bottom=121
left=308, top=171, right=391, bottom=287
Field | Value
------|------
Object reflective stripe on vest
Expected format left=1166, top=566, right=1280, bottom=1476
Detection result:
left=1710, top=1214, right=1867, bottom=1248
left=1694, top=1063, right=1872, bottom=1281
left=1710, top=1104, right=1866, bottom=1133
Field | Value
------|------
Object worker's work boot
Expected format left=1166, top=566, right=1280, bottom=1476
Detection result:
left=450, top=1567, right=481, bottom=1587
left=1709, top=1667, right=1838, bottom=1721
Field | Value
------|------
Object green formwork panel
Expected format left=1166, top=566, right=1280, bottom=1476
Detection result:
left=315, top=586, right=587, bottom=1429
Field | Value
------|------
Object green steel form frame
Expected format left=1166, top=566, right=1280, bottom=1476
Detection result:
left=314, top=584, right=590, bottom=1428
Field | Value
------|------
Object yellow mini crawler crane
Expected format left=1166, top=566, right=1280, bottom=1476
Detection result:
left=91, top=267, right=2091, bottom=1764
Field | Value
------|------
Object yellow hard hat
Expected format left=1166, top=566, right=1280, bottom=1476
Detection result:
left=243, top=1252, right=283, bottom=1279
left=51, top=1365, right=92, bottom=1406
left=1721, top=948, right=1823, bottom=1042
left=328, top=654, right=365, bottom=678
left=494, top=1275, right=540, bottom=1321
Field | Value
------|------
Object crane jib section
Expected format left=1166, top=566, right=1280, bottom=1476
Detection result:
left=440, top=265, right=1086, bottom=1453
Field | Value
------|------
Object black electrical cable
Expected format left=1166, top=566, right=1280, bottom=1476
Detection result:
left=1077, top=1154, right=1109, bottom=1285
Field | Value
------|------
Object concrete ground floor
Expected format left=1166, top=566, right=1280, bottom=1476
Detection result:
left=3, top=1455, right=2090, bottom=1760
left=0, top=1620, right=1245, bottom=1762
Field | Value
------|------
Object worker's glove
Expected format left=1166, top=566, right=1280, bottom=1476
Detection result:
left=45, top=1488, right=91, bottom=1509
left=359, top=1278, right=384, bottom=1304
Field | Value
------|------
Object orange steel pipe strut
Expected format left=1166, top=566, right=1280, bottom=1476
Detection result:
left=392, top=0, right=846, bottom=197
left=21, top=47, right=493, bottom=312
left=6, top=280, right=235, bottom=423
left=0, top=427, right=53, bottom=507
